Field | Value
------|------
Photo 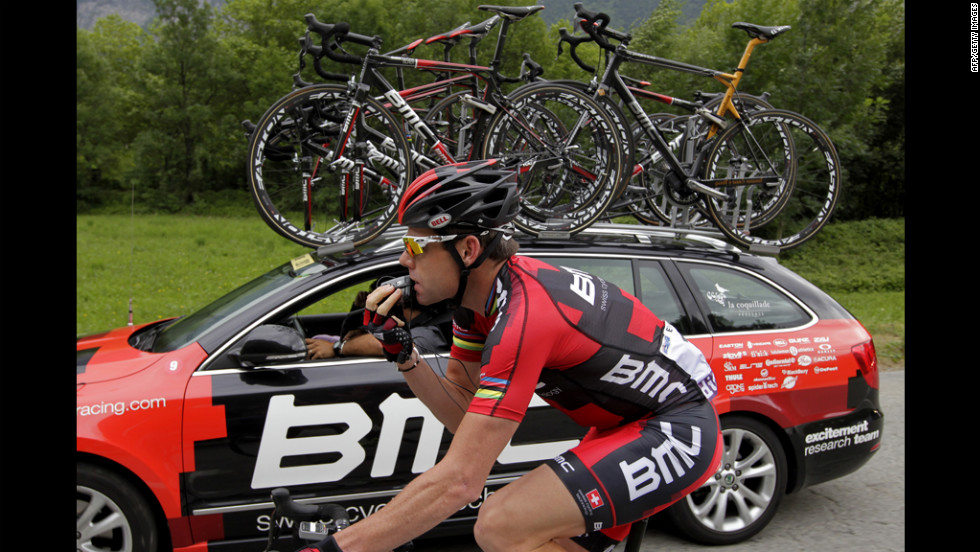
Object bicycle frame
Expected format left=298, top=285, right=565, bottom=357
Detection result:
left=616, top=36, right=771, bottom=135
left=352, top=52, right=499, bottom=167
left=315, top=10, right=551, bottom=175
left=592, top=41, right=783, bottom=202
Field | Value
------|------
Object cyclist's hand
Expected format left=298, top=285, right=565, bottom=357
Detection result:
left=364, top=285, right=414, bottom=363
left=295, top=534, right=344, bottom=552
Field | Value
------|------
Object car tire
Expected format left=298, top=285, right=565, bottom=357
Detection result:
left=666, top=415, right=788, bottom=545
left=77, top=463, right=160, bottom=552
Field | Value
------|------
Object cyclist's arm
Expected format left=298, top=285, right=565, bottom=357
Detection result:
left=333, top=411, right=518, bottom=552
left=398, top=355, right=479, bottom=433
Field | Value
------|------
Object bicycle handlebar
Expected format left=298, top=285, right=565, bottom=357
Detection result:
left=298, top=35, right=351, bottom=82
left=305, top=13, right=383, bottom=66
left=573, top=3, right=631, bottom=51
left=270, top=487, right=351, bottom=531
left=557, top=27, right=597, bottom=73
left=521, top=52, right=544, bottom=81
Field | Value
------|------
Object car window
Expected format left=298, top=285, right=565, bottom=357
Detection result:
left=153, top=262, right=328, bottom=353
left=533, top=255, right=634, bottom=295
left=205, top=267, right=454, bottom=371
left=679, top=263, right=812, bottom=332
left=635, top=260, right=687, bottom=333
left=526, top=255, right=693, bottom=333
left=297, top=279, right=373, bottom=316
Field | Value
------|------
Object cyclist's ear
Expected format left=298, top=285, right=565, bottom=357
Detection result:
left=456, top=234, right=483, bottom=267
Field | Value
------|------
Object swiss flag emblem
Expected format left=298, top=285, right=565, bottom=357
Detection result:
left=586, top=489, right=604, bottom=508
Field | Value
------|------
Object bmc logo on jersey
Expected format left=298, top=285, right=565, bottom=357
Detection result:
left=563, top=266, right=602, bottom=306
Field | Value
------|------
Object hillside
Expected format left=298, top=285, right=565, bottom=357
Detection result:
left=76, top=0, right=704, bottom=30
left=537, top=0, right=705, bottom=28
left=76, top=0, right=225, bottom=29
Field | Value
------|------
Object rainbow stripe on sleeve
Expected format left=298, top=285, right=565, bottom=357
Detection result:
left=475, top=376, right=509, bottom=400
left=452, top=326, right=486, bottom=353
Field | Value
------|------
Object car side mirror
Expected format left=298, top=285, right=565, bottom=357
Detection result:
left=232, top=325, right=306, bottom=368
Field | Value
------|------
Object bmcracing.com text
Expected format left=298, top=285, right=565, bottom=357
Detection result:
left=77, top=397, right=167, bottom=417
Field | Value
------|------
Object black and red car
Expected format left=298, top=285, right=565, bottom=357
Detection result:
left=77, top=224, right=883, bottom=551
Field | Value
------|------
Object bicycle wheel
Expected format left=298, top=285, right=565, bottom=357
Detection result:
left=549, top=79, right=635, bottom=200
left=629, top=113, right=714, bottom=228
left=703, top=109, right=840, bottom=252
left=480, top=82, right=625, bottom=236
left=422, top=89, right=481, bottom=163
left=247, top=84, right=413, bottom=249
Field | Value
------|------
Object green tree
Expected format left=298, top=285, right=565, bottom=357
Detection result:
left=77, top=16, right=151, bottom=210
left=133, top=0, right=248, bottom=210
left=630, top=0, right=683, bottom=56
left=215, top=0, right=312, bottom=123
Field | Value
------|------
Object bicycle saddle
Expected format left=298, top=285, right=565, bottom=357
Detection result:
left=478, top=4, right=545, bottom=21
left=731, top=22, right=792, bottom=41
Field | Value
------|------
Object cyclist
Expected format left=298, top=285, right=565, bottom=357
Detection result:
left=298, top=159, right=722, bottom=552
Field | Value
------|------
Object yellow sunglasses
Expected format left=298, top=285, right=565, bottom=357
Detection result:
left=402, top=234, right=458, bottom=257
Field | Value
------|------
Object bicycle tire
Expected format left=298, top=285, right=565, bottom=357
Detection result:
left=628, top=113, right=712, bottom=227
left=247, top=84, right=413, bottom=249
left=628, top=94, right=775, bottom=229
left=480, top=82, right=625, bottom=236
left=548, top=79, right=635, bottom=200
left=703, top=109, right=840, bottom=252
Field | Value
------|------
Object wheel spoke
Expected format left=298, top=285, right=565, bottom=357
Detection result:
left=77, top=492, right=106, bottom=530
left=76, top=486, right=134, bottom=552
left=248, top=85, right=411, bottom=248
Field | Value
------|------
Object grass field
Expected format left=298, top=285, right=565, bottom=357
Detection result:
left=76, top=215, right=905, bottom=369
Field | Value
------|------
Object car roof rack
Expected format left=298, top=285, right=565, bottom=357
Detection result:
left=310, top=222, right=749, bottom=265
left=307, top=226, right=408, bottom=263
left=530, top=223, right=744, bottom=254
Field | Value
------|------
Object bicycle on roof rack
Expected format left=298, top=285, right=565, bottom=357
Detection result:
left=564, top=3, right=841, bottom=254
left=243, top=13, right=501, bottom=251
left=262, top=486, right=653, bottom=552
left=245, top=5, right=626, bottom=250
left=554, top=27, right=773, bottom=229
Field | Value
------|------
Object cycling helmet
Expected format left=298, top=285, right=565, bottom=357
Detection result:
left=397, top=159, right=520, bottom=232
left=398, top=159, right=520, bottom=306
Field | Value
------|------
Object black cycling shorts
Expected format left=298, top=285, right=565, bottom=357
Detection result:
left=545, top=401, right=722, bottom=545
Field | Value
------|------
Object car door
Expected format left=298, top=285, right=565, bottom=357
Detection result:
left=178, top=262, right=583, bottom=547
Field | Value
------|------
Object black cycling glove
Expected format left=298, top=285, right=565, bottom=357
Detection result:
left=364, top=310, right=414, bottom=364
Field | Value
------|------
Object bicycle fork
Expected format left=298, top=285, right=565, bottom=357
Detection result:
left=325, top=86, right=405, bottom=225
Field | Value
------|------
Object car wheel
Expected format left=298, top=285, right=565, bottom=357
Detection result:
left=666, top=415, right=788, bottom=545
left=77, top=463, right=159, bottom=552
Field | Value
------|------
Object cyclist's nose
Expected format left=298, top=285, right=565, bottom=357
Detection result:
left=399, top=250, right=414, bottom=268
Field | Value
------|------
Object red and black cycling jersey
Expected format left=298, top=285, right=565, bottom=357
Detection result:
left=452, top=256, right=717, bottom=429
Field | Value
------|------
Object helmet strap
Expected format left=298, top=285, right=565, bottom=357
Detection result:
left=446, top=232, right=503, bottom=307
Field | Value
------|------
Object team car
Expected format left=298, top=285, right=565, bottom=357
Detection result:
left=76, top=224, right=883, bottom=551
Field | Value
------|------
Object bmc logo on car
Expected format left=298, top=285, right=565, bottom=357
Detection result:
left=250, top=392, right=579, bottom=489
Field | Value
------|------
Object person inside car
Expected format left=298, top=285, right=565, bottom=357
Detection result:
left=297, top=159, right=723, bottom=552
left=305, top=288, right=450, bottom=360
